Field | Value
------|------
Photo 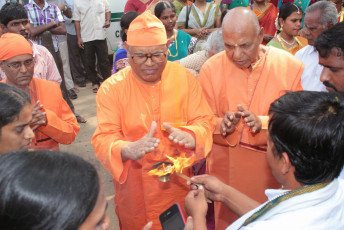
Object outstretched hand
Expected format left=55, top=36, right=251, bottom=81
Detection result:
left=121, top=121, right=160, bottom=161
left=163, top=122, right=195, bottom=149
left=237, top=104, right=262, bottom=133
left=220, top=111, right=241, bottom=136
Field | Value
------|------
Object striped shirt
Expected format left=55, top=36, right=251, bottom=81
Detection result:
left=25, top=1, right=64, bottom=52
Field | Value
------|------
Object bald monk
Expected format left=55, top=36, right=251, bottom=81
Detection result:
left=198, top=7, right=304, bottom=229
left=91, top=11, right=215, bottom=230
left=0, top=33, right=79, bottom=150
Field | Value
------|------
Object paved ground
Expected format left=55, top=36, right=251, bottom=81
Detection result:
left=60, top=83, right=119, bottom=230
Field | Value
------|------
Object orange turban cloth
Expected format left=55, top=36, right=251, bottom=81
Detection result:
left=127, top=11, right=167, bottom=47
left=0, top=33, right=33, bottom=61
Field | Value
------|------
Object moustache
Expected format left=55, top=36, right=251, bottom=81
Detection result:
left=323, top=81, right=338, bottom=92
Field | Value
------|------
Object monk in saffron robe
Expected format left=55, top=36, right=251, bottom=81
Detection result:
left=0, top=33, right=79, bottom=150
left=91, top=11, right=215, bottom=230
left=198, top=8, right=304, bottom=229
left=249, top=0, right=279, bottom=45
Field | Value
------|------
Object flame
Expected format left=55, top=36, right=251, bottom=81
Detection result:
left=148, top=153, right=196, bottom=176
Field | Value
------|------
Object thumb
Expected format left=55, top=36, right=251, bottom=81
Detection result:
left=146, top=121, right=157, bottom=138
left=162, top=122, right=175, bottom=134
left=184, top=216, right=193, bottom=230
left=237, top=104, right=245, bottom=112
left=142, top=221, right=153, bottom=230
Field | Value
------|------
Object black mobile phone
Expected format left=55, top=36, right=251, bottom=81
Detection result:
left=159, top=203, right=186, bottom=230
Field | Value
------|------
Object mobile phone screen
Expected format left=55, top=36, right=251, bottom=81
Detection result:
left=160, top=203, right=185, bottom=230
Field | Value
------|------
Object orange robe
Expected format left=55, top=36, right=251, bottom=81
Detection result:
left=249, top=3, right=279, bottom=45
left=92, top=62, right=215, bottom=230
left=2, top=78, right=79, bottom=150
left=198, top=47, right=304, bottom=229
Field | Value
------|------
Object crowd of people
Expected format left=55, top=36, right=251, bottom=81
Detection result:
left=0, top=0, right=344, bottom=229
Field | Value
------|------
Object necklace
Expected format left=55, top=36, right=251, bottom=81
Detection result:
left=168, top=30, right=178, bottom=58
left=254, top=2, right=268, bottom=12
left=277, top=34, right=295, bottom=46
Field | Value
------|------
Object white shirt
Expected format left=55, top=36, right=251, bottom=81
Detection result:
left=227, top=179, right=344, bottom=230
left=72, top=0, right=110, bottom=42
left=295, top=45, right=327, bottom=92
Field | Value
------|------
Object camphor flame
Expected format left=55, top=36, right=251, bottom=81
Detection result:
left=148, top=153, right=196, bottom=176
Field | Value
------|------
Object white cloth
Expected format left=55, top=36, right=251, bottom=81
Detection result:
left=227, top=179, right=344, bottom=230
left=65, top=0, right=76, bottom=35
left=72, top=0, right=110, bottom=42
left=295, top=45, right=327, bottom=92
left=177, top=2, right=220, bottom=29
left=59, top=39, right=74, bottom=90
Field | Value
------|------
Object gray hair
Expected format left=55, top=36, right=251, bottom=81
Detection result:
left=305, top=1, right=338, bottom=26
left=203, top=29, right=225, bottom=55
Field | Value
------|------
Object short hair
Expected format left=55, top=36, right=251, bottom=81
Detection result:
left=0, top=150, right=100, bottom=230
left=0, top=3, right=28, bottom=26
left=154, top=1, right=176, bottom=18
left=305, top=1, right=338, bottom=27
left=269, top=91, right=344, bottom=184
left=203, top=29, right=224, bottom=54
left=314, top=22, right=344, bottom=58
left=0, top=83, right=31, bottom=131
left=120, top=11, right=139, bottom=42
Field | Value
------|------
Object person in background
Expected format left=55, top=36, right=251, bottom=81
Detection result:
left=155, top=1, right=196, bottom=61
left=184, top=91, right=344, bottom=230
left=111, top=11, right=139, bottom=74
left=0, top=83, right=34, bottom=155
left=328, top=0, right=343, bottom=22
left=47, top=0, right=77, bottom=100
left=0, top=3, right=61, bottom=84
left=65, top=0, right=87, bottom=88
left=295, top=1, right=337, bottom=91
left=198, top=7, right=303, bottom=229
left=0, top=150, right=110, bottom=230
left=249, top=0, right=278, bottom=45
left=173, top=0, right=193, bottom=16
left=0, top=2, right=86, bottom=123
left=177, top=0, right=221, bottom=40
left=73, top=0, right=112, bottom=93
left=177, top=29, right=224, bottom=77
left=267, top=3, right=307, bottom=55
left=0, top=33, right=79, bottom=150
left=92, top=11, right=215, bottom=230
left=124, top=0, right=153, bottom=13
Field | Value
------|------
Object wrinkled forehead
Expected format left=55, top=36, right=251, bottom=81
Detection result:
left=222, top=27, right=259, bottom=46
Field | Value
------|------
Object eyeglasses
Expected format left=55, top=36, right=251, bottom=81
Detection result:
left=128, top=50, right=167, bottom=64
left=3, top=58, right=35, bottom=70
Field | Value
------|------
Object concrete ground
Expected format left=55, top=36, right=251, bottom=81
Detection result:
left=60, top=83, right=119, bottom=230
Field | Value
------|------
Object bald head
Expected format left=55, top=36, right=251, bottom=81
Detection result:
left=221, top=7, right=264, bottom=69
left=222, top=7, right=260, bottom=35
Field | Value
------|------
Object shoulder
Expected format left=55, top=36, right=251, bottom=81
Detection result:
left=294, top=45, right=311, bottom=59
left=266, top=47, right=304, bottom=75
left=202, top=51, right=227, bottom=69
left=177, top=29, right=192, bottom=39
left=100, top=67, right=131, bottom=93
left=33, top=78, right=60, bottom=89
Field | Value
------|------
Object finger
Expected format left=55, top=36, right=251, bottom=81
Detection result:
left=142, top=221, right=153, bottom=230
left=184, top=216, right=193, bottom=230
left=146, top=121, right=157, bottom=138
left=162, top=122, right=175, bottom=134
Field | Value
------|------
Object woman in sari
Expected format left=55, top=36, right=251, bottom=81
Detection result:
left=155, top=1, right=197, bottom=61
left=267, top=2, right=307, bottom=55
left=177, top=0, right=221, bottom=39
left=249, top=0, right=279, bottom=44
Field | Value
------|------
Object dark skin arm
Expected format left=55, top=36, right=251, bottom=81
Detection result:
left=29, top=21, right=66, bottom=37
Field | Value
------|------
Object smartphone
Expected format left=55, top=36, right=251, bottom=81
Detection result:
left=159, top=203, right=186, bottom=230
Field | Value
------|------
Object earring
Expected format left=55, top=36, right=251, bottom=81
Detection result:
left=280, top=25, right=283, bottom=32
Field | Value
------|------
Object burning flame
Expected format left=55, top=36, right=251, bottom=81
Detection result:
left=148, top=153, right=195, bottom=176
